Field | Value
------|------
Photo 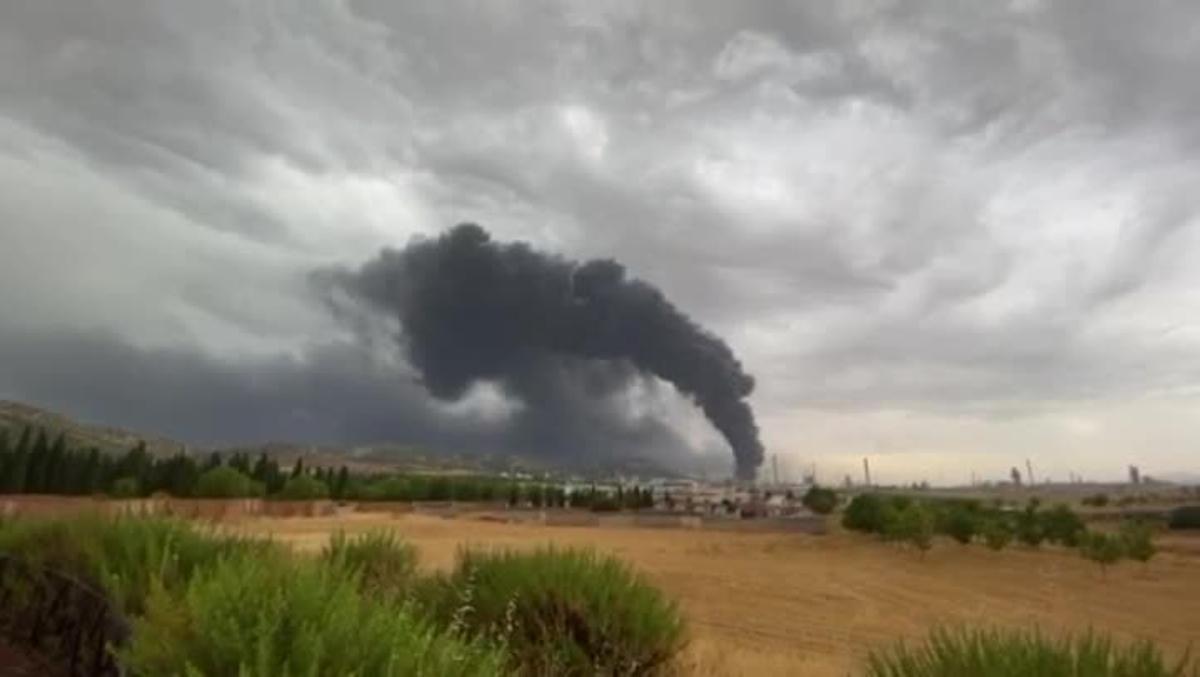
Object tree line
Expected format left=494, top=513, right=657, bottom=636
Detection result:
left=0, top=426, right=665, bottom=509
left=0, top=426, right=350, bottom=499
left=842, top=492, right=1157, bottom=572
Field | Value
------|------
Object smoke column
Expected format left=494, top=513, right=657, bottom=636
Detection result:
left=334, top=224, right=765, bottom=479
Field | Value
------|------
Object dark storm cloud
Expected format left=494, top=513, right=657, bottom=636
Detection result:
left=3, top=1, right=1200, bottom=478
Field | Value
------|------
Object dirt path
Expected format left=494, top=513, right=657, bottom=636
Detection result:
left=235, top=513, right=1200, bottom=676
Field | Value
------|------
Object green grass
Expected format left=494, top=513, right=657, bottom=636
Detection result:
left=418, top=546, right=686, bottom=676
left=321, top=529, right=418, bottom=599
left=123, top=551, right=503, bottom=677
left=866, top=627, right=1197, bottom=677
left=0, top=513, right=267, bottom=613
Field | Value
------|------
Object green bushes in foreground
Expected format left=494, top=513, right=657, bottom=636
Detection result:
left=0, top=514, right=266, bottom=614
left=322, top=529, right=418, bottom=599
left=866, top=627, right=1198, bottom=677
left=124, top=552, right=503, bottom=677
left=419, top=547, right=687, bottom=676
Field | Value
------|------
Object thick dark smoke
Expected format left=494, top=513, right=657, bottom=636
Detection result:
left=334, top=224, right=765, bottom=479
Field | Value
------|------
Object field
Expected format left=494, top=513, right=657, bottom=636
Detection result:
left=232, top=511, right=1200, bottom=676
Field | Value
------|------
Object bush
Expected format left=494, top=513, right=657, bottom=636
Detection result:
left=884, top=502, right=934, bottom=555
left=322, top=530, right=418, bottom=599
left=866, top=627, right=1197, bottom=677
left=1015, top=501, right=1045, bottom=548
left=193, top=466, right=256, bottom=498
left=802, top=485, right=839, bottom=514
left=1040, top=504, right=1086, bottom=547
left=937, top=505, right=980, bottom=545
left=418, top=547, right=686, bottom=676
left=276, top=474, right=330, bottom=500
left=124, top=552, right=502, bottom=677
left=1080, top=531, right=1125, bottom=575
left=0, top=515, right=267, bottom=614
left=843, top=494, right=888, bottom=533
left=1119, top=521, right=1157, bottom=565
left=1082, top=493, right=1111, bottom=508
left=1167, top=506, right=1200, bottom=530
left=981, top=518, right=1014, bottom=551
left=110, top=476, right=141, bottom=498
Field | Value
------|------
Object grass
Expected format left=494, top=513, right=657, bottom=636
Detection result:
left=866, top=627, right=1198, bottom=677
left=0, top=512, right=267, bottom=613
left=321, top=529, right=418, bottom=599
left=419, top=546, right=687, bottom=676
left=123, top=551, right=503, bottom=677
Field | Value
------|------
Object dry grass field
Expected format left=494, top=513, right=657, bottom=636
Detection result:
left=232, top=512, right=1200, bottom=676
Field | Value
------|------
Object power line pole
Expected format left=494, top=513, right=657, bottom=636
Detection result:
left=772, top=454, right=779, bottom=486
left=1025, top=458, right=1036, bottom=486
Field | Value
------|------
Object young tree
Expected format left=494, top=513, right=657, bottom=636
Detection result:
left=1041, top=504, right=1086, bottom=547
left=278, top=473, right=330, bottom=500
left=982, top=518, right=1014, bottom=551
left=939, top=505, right=979, bottom=545
left=195, top=466, right=255, bottom=498
left=1010, top=467, right=1022, bottom=486
left=291, top=457, right=304, bottom=479
left=1015, top=500, right=1045, bottom=548
left=886, top=502, right=934, bottom=557
left=1080, top=531, right=1125, bottom=576
left=1119, top=521, right=1156, bottom=567
left=802, top=485, right=839, bottom=515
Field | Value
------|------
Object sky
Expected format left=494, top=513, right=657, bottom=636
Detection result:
left=2, top=1, right=1199, bottom=484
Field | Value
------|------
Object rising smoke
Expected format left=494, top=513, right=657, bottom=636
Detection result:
left=332, top=224, right=765, bottom=479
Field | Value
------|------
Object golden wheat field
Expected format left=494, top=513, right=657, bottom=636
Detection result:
left=233, top=513, right=1200, bottom=676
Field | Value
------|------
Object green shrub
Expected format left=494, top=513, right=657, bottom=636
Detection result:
left=0, top=515, right=266, bottom=614
left=322, top=530, right=418, bottom=599
left=884, top=502, right=934, bottom=556
left=981, top=518, right=1014, bottom=551
left=1082, top=493, right=1111, bottom=508
left=276, top=474, right=330, bottom=500
left=802, top=485, right=839, bottom=515
left=419, top=546, right=686, bottom=676
left=1168, top=506, right=1200, bottom=530
left=866, top=627, right=1197, bottom=677
left=590, top=496, right=621, bottom=512
left=1041, top=504, right=1086, bottom=547
left=1080, top=531, right=1125, bottom=575
left=1119, top=521, right=1157, bottom=565
left=844, top=494, right=888, bottom=533
left=124, top=552, right=502, bottom=677
left=110, top=476, right=141, bottom=498
left=193, top=466, right=256, bottom=498
left=1015, top=501, right=1046, bottom=548
left=937, top=505, right=980, bottom=545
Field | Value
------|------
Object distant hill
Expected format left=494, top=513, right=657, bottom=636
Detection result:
left=0, top=400, right=688, bottom=479
left=0, top=400, right=187, bottom=458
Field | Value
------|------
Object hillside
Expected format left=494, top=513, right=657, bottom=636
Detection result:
left=0, top=400, right=186, bottom=458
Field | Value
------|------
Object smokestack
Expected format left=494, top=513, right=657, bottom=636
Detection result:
left=1025, top=458, right=1035, bottom=486
left=863, top=457, right=872, bottom=487
left=330, top=224, right=766, bottom=479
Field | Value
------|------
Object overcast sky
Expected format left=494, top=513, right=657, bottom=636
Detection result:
left=2, top=1, right=1199, bottom=483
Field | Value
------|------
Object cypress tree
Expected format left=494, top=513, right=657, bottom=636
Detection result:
left=45, top=433, right=67, bottom=493
left=335, top=466, right=350, bottom=499
left=291, top=457, right=304, bottom=478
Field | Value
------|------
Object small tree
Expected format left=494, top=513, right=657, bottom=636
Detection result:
left=981, top=518, right=1014, bottom=551
left=194, top=466, right=254, bottom=498
left=277, top=474, right=330, bottom=500
left=1041, top=504, right=1086, bottom=547
left=110, top=476, right=141, bottom=498
left=885, top=502, right=934, bottom=557
left=802, top=485, right=838, bottom=515
left=1119, top=521, right=1156, bottom=567
left=1080, top=531, right=1125, bottom=576
left=1015, top=501, right=1045, bottom=548
left=939, top=505, right=979, bottom=545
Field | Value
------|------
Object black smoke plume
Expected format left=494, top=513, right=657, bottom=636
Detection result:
left=333, top=224, right=765, bottom=479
